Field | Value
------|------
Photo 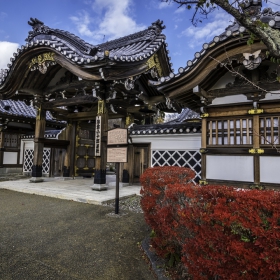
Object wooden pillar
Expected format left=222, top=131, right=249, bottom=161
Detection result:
left=253, top=115, right=260, bottom=185
left=122, top=114, right=134, bottom=185
left=30, top=105, right=46, bottom=182
left=63, top=122, right=75, bottom=177
left=127, top=144, right=134, bottom=185
left=0, top=131, right=5, bottom=167
left=92, top=100, right=108, bottom=190
left=200, top=117, right=207, bottom=181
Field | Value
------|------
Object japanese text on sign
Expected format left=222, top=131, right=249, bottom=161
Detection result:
left=95, top=116, right=101, bottom=156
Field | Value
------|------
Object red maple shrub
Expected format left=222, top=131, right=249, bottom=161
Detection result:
left=140, top=166, right=280, bottom=279
left=140, top=166, right=195, bottom=261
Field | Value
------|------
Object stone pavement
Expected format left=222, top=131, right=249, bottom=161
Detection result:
left=0, top=175, right=141, bottom=205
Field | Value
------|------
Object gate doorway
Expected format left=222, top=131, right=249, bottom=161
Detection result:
left=50, top=148, right=66, bottom=177
left=132, top=144, right=150, bottom=183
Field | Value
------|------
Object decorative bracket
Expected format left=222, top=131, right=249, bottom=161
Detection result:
left=248, top=109, right=263, bottom=114
left=97, top=100, right=105, bottom=115
left=249, top=148, right=264, bottom=154
left=249, top=184, right=265, bottom=190
left=199, top=180, right=208, bottom=185
left=200, top=113, right=209, bottom=118
left=29, top=52, right=56, bottom=74
left=146, top=54, right=163, bottom=77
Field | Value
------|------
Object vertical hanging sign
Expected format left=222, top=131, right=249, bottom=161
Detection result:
left=95, top=116, right=102, bottom=156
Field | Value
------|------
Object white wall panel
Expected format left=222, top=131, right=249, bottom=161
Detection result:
left=131, top=134, right=201, bottom=150
left=260, top=157, right=280, bottom=184
left=206, top=155, right=254, bottom=182
left=211, top=95, right=248, bottom=105
left=3, top=152, right=18, bottom=164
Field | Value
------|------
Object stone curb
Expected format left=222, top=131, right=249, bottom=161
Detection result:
left=142, top=237, right=170, bottom=280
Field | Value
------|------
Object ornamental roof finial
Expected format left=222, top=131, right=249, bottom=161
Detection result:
left=28, top=18, right=44, bottom=29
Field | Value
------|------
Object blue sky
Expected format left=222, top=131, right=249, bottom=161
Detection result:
left=0, top=0, right=278, bottom=73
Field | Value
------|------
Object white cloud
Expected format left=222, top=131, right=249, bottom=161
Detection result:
left=174, top=6, right=186, bottom=14
left=180, top=11, right=233, bottom=48
left=158, top=1, right=173, bottom=9
left=0, top=41, right=20, bottom=69
left=70, top=0, right=146, bottom=44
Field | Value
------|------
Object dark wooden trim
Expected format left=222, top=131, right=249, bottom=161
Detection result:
left=204, top=147, right=252, bottom=154
left=34, top=138, right=70, bottom=148
left=201, top=153, right=206, bottom=180
left=1, top=164, right=22, bottom=167
left=205, top=179, right=253, bottom=189
left=254, top=155, right=260, bottom=185
left=205, top=179, right=280, bottom=191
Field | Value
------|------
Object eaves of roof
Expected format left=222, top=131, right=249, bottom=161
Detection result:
left=0, top=19, right=172, bottom=88
left=129, top=120, right=201, bottom=135
left=153, top=6, right=280, bottom=87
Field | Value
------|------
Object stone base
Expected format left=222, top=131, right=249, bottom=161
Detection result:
left=29, top=177, right=44, bottom=183
left=91, top=184, right=108, bottom=191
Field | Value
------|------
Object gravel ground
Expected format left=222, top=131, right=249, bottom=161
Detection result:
left=0, top=189, right=154, bottom=280
left=102, top=195, right=143, bottom=213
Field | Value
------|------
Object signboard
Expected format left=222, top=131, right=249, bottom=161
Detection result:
left=107, top=128, right=128, bottom=145
left=107, top=147, right=128, bottom=163
left=95, top=116, right=101, bottom=156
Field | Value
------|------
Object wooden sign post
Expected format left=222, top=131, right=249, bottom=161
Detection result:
left=107, top=128, right=128, bottom=214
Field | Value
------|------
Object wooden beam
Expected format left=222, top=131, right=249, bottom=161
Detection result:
left=42, top=95, right=97, bottom=109
left=45, top=80, right=97, bottom=94
left=34, top=138, right=70, bottom=148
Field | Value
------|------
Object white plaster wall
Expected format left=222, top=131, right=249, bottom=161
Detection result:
left=206, top=155, right=254, bottom=182
left=3, top=152, right=18, bottom=164
left=211, top=95, right=248, bottom=106
left=131, top=134, right=201, bottom=150
left=263, top=91, right=280, bottom=101
left=260, top=157, right=280, bottom=184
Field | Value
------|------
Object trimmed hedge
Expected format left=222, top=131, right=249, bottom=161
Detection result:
left=140, top=166, right=280, bottom=279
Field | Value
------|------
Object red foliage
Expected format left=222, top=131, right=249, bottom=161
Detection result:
left=140, top=166, right=280, bottom=279
left=140, top=166, right=195, bottom=259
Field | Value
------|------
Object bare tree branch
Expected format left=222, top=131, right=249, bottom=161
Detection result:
left=161, top=0, right=280, bottom=59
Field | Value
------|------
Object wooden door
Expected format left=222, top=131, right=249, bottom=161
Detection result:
left=133, top=145, right=150, bottom=183
left=75, top=123, right=95, bottom=177
left=50, top=148, right=66, bottom=177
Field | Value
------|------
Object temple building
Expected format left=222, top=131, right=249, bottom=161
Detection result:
left=0, top=17, right=186, bottom=189
left=154, top=1, right=280, bottom=189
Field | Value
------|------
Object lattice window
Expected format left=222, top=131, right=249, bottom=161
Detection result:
left=42, top=149, right=50, bottom=174
left=5, top=134, right=18, bottom=148
left=207, top=118, right=253, bottom=146
left=260, top=116, right=280, bottom=145
left=23, top=149, right=34, bottom=172
left=152, top=150, right=201, bottom=182
left=23, top=148, right=50, bottom=174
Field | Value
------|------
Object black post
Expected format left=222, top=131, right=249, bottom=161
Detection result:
left=115, top=162, right=120, bottom=214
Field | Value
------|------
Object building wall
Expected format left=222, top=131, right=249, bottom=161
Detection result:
left=131, top=133, right=201, bottom=182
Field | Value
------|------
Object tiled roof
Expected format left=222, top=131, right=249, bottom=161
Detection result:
left=154, top=4, right=280, bottom=86
left=21, top=129, right=62, bottom=139
left=165, top=108, right=200, bottom=124
left=129, top=116, right=201, bottom=135
left=0, top=19, right=172, bottom=86
left=0, top=100, right=62, bottom=123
